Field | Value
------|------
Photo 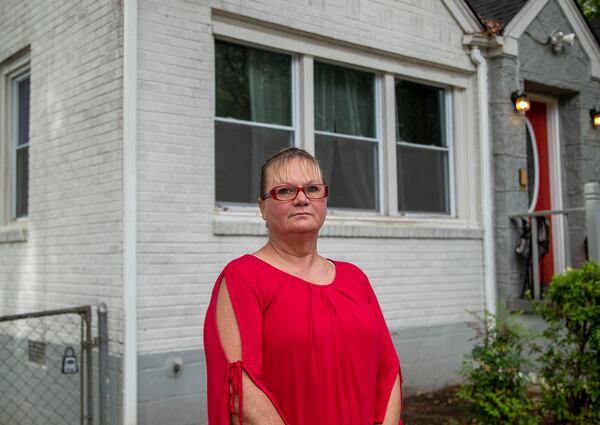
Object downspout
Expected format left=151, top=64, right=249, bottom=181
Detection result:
left=470, top=47, right=497, bottom=315
left=123, top=0, right=138, bottom=423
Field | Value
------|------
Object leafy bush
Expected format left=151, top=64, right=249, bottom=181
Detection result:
left=458, top=311, right=538, bottom=425
left=533, top=261, right=600, bottom=424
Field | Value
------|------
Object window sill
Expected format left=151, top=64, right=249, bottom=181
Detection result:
left=213, top=210, right=483, bottom=239
left=0, top=222, right=28, bottom=244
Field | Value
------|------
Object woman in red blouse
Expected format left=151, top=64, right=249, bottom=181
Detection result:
left=204, top=148, right=403, bottom=424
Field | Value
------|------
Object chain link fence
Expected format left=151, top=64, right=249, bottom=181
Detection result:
left=0, top=306, right=94, bottom=425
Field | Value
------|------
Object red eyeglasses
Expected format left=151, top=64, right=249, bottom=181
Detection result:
left=262, top=184, right=329, bottom=201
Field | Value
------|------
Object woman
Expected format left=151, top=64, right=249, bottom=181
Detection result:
left=204, top=148, right=403, bottom=425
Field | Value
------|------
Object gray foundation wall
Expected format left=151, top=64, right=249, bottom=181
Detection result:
left=135, top=322, right=475, bottom=425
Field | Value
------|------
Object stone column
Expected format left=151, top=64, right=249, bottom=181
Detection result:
left=585, top=182, right=600, bottom=263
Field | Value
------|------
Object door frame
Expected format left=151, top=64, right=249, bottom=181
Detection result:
left=528, top=93, right=567, bottom=273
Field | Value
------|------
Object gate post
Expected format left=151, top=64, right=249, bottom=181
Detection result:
left=98, top=303, right=109, bottom=425
left=84, top=306, right=94, bottom=425
left=585, top=182, right=600, bottom=263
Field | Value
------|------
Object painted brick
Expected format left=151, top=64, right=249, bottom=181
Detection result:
left=0, top=0, right=123, bottom=355
left=0, top=0, right=487, bottom=403
left=134, top=0, right=483, bottom=354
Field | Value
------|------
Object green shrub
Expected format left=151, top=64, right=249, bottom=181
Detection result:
left=458, top=311, right=538, bottom=425
left=533, top=261, right=600, bottom=424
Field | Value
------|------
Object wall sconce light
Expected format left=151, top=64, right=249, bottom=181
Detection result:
left=511, top=91, right=530, bottom=113
left=590, top=108, right=600, bottom=128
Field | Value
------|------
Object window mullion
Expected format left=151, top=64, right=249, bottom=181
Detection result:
left=299, top=55, right=314, bottom=154
left=383, top=73, right=397, bottom=216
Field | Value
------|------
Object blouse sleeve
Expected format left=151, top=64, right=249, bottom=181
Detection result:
left=204, top=267, right=289, bottom=425
left=368, top=281, right=403, bottom=424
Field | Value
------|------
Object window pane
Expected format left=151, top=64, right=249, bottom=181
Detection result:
left=16, top=146, right=29, bottom=218
left=17, top=76, right=30, bottom=146
left=316, top=134, right=377, bottom=210
left=396, top=80, right=445, bottom=147
left=314, top=62, right=375, bottom=138
left=397, top=145, right=449, bottom=213
left=215, top=41, right=292, bottom=126
left=215, top=121, right=292, bottom=203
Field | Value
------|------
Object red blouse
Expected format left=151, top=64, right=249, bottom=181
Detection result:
left=203, top=254, right=402, bottom=424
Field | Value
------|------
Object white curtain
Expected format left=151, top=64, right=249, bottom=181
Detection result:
left=315, top=63, right=376, bottom=209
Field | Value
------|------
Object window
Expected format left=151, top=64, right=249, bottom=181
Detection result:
left=214, top=40, right=294, bottom=204
left=395, top=79, right=450, bottom=214
left=1, top=54, right=30, bottom=226
left=12, top=73, right=30, bottom=218
left=314, top=62, right=379, bottom=210
left=212, top=35, right=458, bottom=220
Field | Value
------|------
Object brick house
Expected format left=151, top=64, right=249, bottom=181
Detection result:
left=7, top=0, right=588, bottom=424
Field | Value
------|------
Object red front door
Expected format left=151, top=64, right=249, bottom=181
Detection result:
left=526, top=101, right=554, bottom=284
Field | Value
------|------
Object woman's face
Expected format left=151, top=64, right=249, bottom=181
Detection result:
left=259, top=157, right=327, bottom=236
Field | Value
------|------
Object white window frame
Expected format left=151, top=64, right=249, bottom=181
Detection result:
left=212, top=14, right=477, bottom=238
left=213, top=38, right=299, bottom=209
left=1, top=52, right=30, bottom=229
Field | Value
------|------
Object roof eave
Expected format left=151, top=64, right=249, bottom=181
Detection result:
left=443, top=0, right=484, bottom=33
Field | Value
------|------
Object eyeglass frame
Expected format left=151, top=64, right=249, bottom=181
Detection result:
left=261, top=184, right=329, bottom=201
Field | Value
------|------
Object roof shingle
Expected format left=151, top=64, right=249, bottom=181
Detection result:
left=465, top=0, right=529, bottom=26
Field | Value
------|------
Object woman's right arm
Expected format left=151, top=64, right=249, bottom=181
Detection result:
left=216, top=277, right=285, bottom=425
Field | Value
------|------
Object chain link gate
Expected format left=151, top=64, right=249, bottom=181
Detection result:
left=0, top=306, right=94, bottom=425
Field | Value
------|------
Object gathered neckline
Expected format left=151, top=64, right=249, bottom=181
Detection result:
left=245, top=254, right=338, bottom=288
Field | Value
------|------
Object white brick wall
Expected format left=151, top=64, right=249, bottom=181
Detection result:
left=213, top=0, right=472, bottom=70
left=0, top=0, right=124, bottom=351
left=1, top=0, right=484, bottom=356
left=136, top=0, right=484, bottom=353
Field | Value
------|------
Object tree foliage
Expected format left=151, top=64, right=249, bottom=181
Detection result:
left=459, top=262, right=600, bottom=424
left=578, top=0, right=600, bottom=19
left=458, top=312, right=538, bottom=425
left=533, top=262, right=600, bottom=424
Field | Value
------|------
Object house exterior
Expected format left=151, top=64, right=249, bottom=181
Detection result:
left=0, top=0, right=541, bottom=424
left=465, top=0, right=600, bottom=311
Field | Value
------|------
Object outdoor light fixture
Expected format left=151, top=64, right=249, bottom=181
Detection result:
left=550, top=30, right=576, bottom=53
left=511, top=91, right=530, bottom=113
left=591, top=108, right=600, bottom=128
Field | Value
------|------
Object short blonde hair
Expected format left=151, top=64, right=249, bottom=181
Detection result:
left=260, top=147, right=324, bottom=196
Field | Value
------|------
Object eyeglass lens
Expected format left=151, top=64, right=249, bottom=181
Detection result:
left=273, top=185, right=327, bottom=200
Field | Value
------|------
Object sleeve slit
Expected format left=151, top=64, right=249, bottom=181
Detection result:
left=215, top=273, right=290, bottom=425
left=376, top=368, right=404, bottom=425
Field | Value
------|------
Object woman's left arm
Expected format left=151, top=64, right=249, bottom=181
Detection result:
left=381, top=373, right=402, bottom=425
left=365, top=275, right=404, bottom=425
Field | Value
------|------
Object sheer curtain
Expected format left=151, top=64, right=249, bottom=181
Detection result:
left=248, top=49, right=290, bottom=126
left=215, top=41, right=293, bottom=204
left=248, top=49, right=292, bottom=197
left=315, top=63, right=376, bottom=210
